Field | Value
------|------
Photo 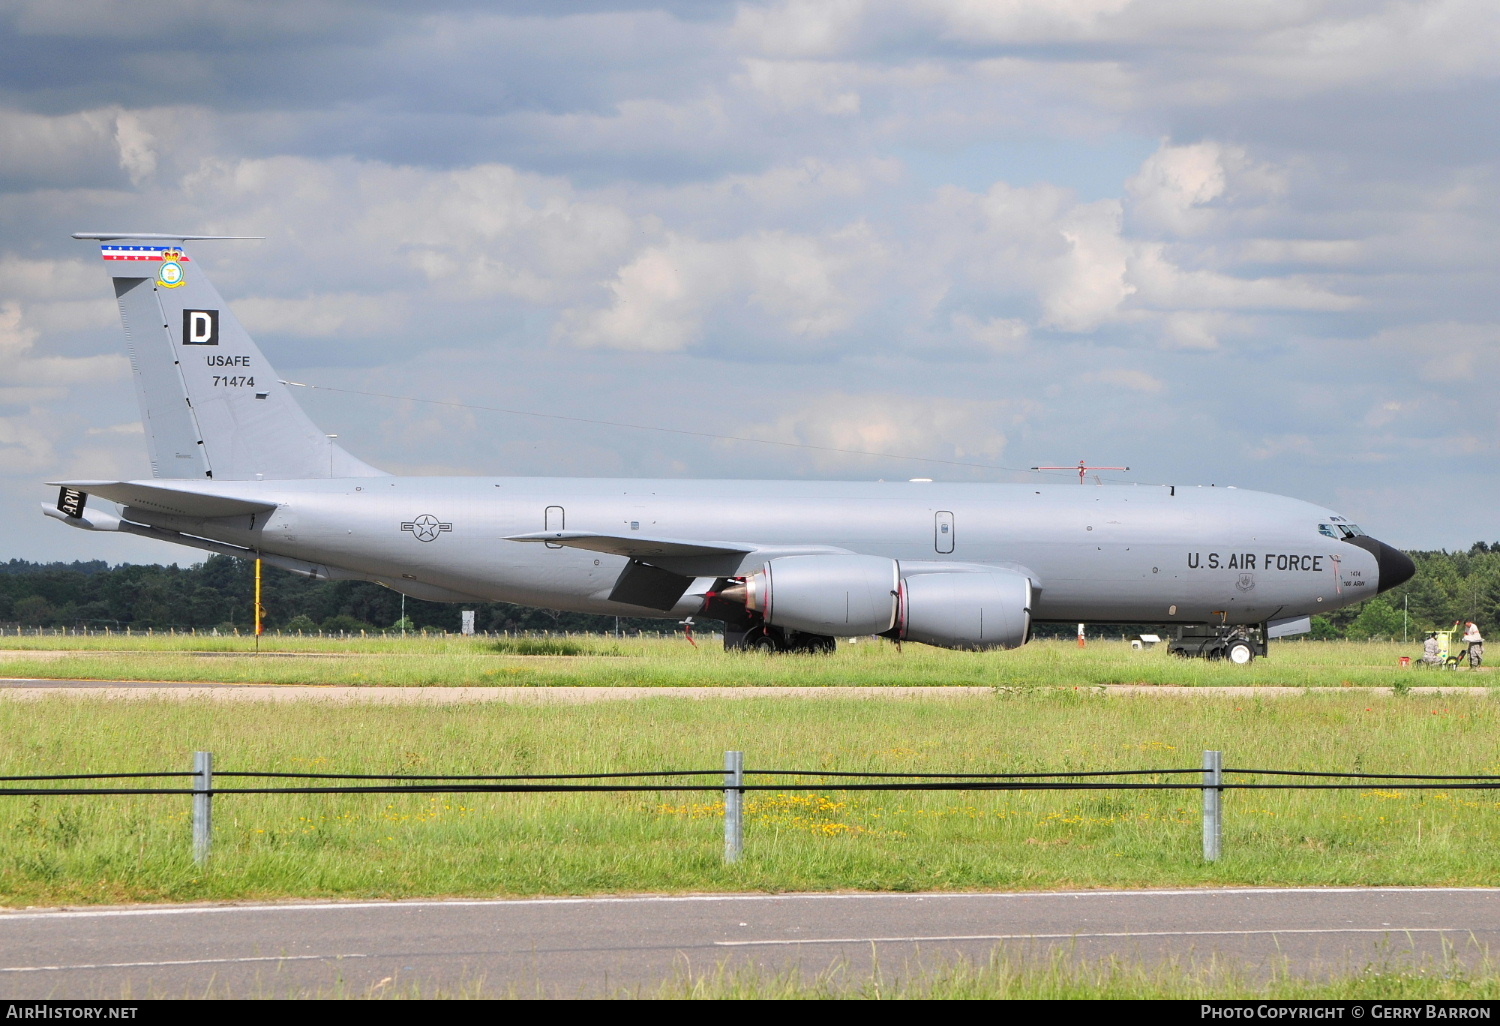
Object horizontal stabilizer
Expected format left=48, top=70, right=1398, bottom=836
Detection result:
left=49, top=481, right=276, bottom=518
left=71, top=232, right=263, bottom=242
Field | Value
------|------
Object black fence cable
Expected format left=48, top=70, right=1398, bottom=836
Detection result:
left=4, top=781, right=1500, bottom=798
left=2, top=764, right=1498, bottom=797
left=749, top=768, right=1203, bottom=778
left=211, top=769, right=722, bottom=781
left=1227, top=768, right=1500, bottom=780
left=0, top=772, right=195, bottom=782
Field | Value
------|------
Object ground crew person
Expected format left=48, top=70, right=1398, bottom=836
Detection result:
left=1422, top=632, right=1443, bottom=666
left=1462, top=621, right=1484, bottom=667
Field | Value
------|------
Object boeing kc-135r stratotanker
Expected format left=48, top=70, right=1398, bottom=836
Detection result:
left=44, top=234, right=1414, bottom=659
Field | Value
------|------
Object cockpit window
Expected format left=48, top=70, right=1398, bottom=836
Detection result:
left=1318, top=524, right=1338, bottom=538
left=1319, top=522, right=1365, bottom=540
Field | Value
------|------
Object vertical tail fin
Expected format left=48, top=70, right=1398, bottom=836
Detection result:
left=75, top=233, right=385, bottom=481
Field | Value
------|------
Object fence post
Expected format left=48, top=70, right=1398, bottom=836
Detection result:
left=724, top=750, right=744, bottom=864
left=1202, top=749, right=1223, bottom=861
left=193, top=751, right=213, bottom=865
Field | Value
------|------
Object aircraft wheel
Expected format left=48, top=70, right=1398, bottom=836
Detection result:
left=798, top=635, right=836, bottom=655
left=1226, top=640, right=1255, bottom=665
left=746, top=628, right=783, bottom=653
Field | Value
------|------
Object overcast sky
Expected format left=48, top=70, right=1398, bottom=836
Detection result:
left=1, top=0, right=1496, bottom=563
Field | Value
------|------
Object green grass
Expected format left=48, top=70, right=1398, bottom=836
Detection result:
left=131, top=950, right=1500, bottom=999
left=0, top=636, right=1482, bottom=687
left=174, top=950, right=1500, bottom=999
left=646, top=949, right=1500, bottom=1000
left=3, top=691, right=1500, bottom=906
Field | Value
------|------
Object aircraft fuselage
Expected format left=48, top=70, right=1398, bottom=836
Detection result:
left=121, top=475, right=1394, bottom=625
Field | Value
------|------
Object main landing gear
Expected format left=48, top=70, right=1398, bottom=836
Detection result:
left=724, top=622, right=837, bottom=654
left=705, top=581, right=837, bottom=654
left=1166, top=624, right=1267, bottom=664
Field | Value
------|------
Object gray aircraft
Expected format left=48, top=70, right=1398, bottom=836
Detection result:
left=44, top=234, right=1414, bottom=659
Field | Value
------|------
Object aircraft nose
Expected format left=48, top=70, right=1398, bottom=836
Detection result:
left=1346, top=536, right=1415, bottom=594
left=1374, top=541, right=1416, bottom=594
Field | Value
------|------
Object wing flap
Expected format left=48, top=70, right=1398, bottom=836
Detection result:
left=49, top=480, right=276, bottom=518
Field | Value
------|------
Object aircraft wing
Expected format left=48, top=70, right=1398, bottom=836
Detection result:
left=505, top=530, right=854, bottom=578
left=505, top=530, right=754, bottom=560
left=48, top=481, right=276, bottom=518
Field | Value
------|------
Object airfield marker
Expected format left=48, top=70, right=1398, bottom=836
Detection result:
left=254, top=558, right=263, bottom=653
left=193, top=751, right=213, bottom=865
left=725, top=751, right=744, bottom=864
left=1203, top=750, right=1223, bottom=861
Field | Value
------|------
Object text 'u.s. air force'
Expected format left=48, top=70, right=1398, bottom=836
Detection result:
left=1188, top=553, right=1326, bottom=571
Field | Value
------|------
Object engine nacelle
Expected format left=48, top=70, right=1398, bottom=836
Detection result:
left=898, top=570, right=1032, bottom=650
left=739, top=554, right=899, bottom=636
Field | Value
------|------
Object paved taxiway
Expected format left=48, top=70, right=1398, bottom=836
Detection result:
left=0, top=888, right=1494, bottom=998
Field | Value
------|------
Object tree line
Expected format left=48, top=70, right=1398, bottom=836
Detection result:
left=0, top=557, right=668, bottom=634
left=0, top=544, right=1497, bottom=640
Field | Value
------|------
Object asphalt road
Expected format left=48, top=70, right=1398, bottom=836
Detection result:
left=1, top=888, right=1495, bottom=998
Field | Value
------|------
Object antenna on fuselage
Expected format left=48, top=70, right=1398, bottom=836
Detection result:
left=1031, top=460, right=1131, bottom=484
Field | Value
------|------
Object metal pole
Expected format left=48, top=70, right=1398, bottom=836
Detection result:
left=724, top=750, right=744, bottom=863
left=193, top=751, right=213, bottom=865
left=254, top=558, right=263, bottom=653
left=1203, top=749, right=1223, bottom=862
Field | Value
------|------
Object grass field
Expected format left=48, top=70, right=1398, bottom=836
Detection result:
left=183, top=951, right=1500, bottom=999
left=0, top=635, right=1481, bottom=687
left=2, top=689, right=1499, bottom=907
left=646, top=951, right=1500, bottom=1001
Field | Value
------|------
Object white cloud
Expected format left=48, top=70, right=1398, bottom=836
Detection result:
left=559, top=224, right=883, bottom=352
left=931, top=0, right=1135, bottom=42
left=0, top=414, right=55, bottom=472
left=951, top=313, right=1029, bottom=352
left=1084, top=368, right=1166, bottom=394
left=1365, top=321, right=1500, bottom=382
left=739, top=59, right=862, bottom=115
left=1043, top=198, right=1135, bottom=331
left=85, top=422, right=144, bottom=436
left=1126, top=141, right=1287, bottom=237
left=113, top=112, right=157, bottom=186
left=1128, top=243, right=1357, bottom=313
left=234, top=293, right=408, bottom=339
left=1156, top=311, right=1243, bottom=350
left=2, top=1, right=1499, bottom=557
left=0, top=108, right=121, bottom=187
left=0, top=301, right=128, bottom=386
left=733, top=0, right=873, bottom=58
left=729, top=391, right=1027, bottom=472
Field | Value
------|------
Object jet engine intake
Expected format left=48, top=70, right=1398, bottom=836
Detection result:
left=726, top=554, right=899, bottom=636
left=898, top=570, right=1032, bottom=650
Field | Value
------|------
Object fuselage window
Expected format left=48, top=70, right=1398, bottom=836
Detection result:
left=935, top=511, right=955, bottom=554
